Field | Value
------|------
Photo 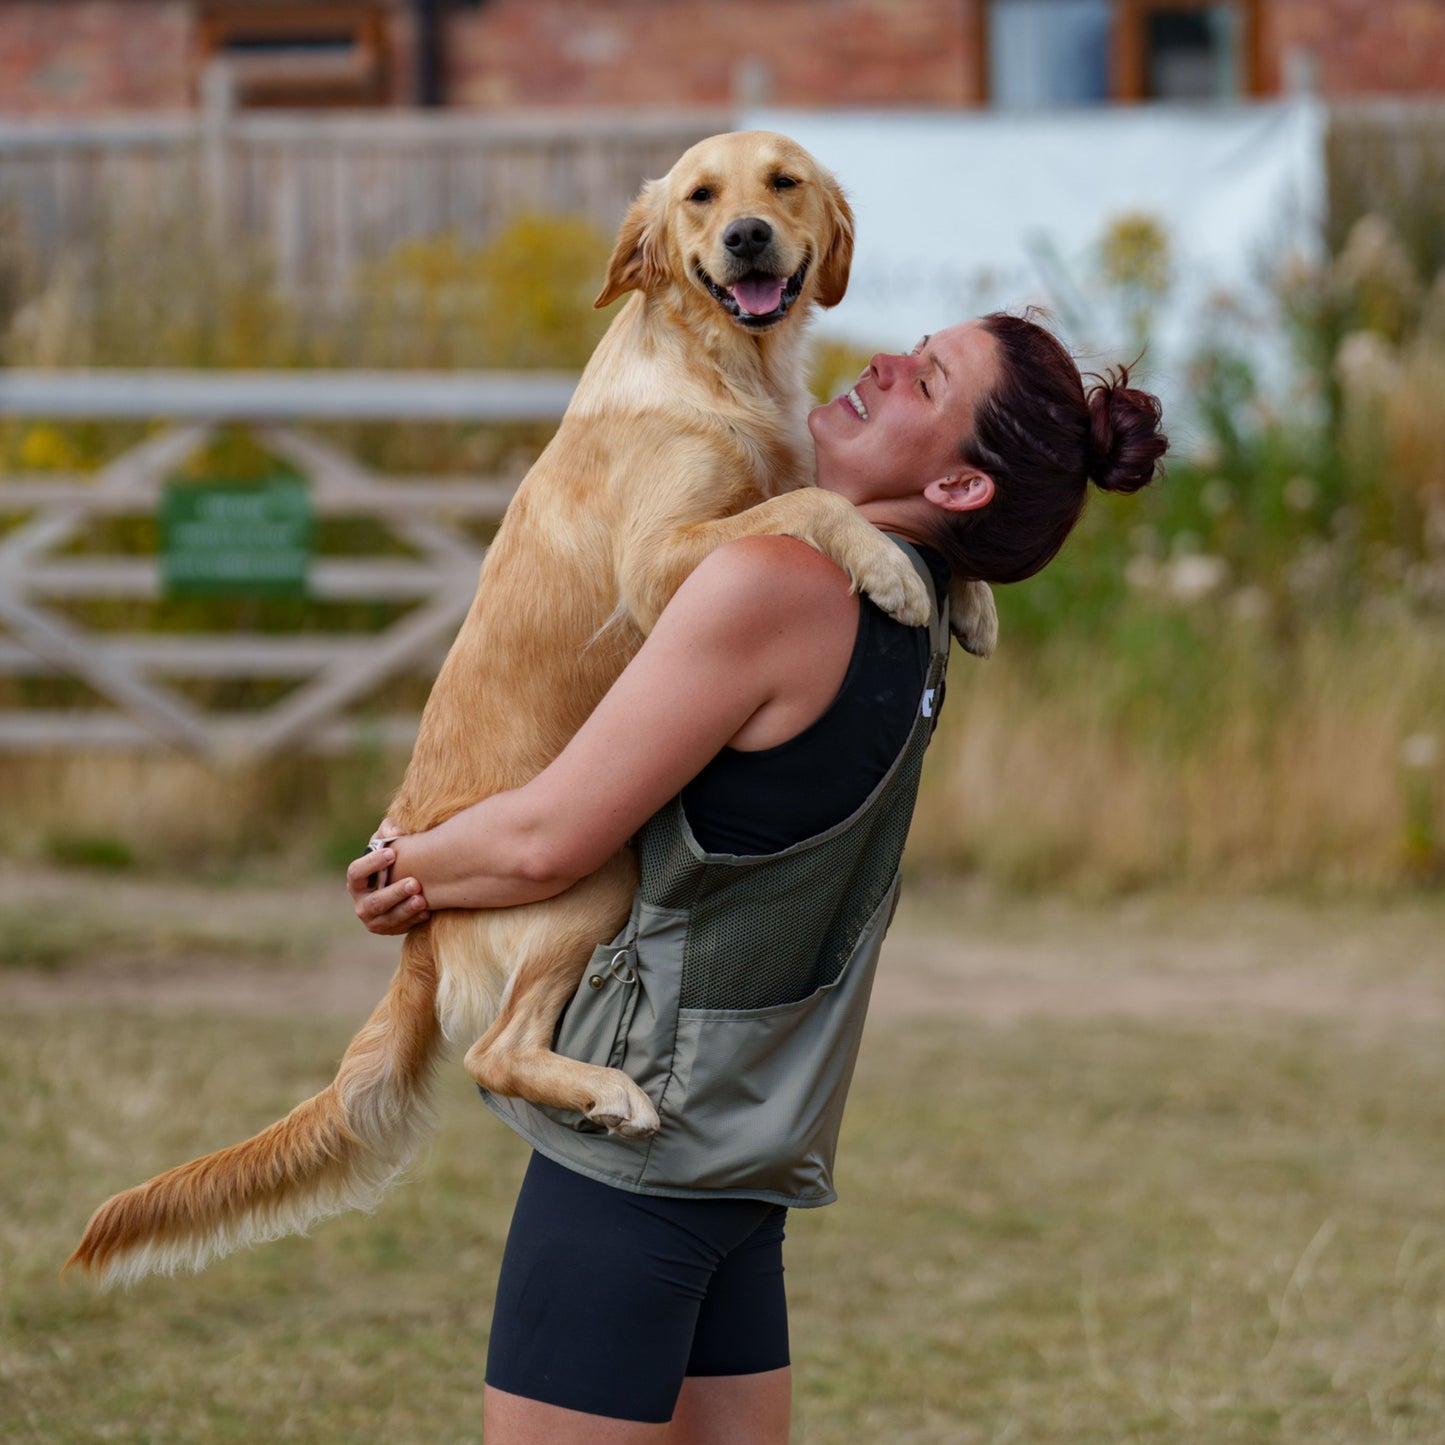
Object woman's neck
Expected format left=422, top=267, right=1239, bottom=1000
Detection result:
left=837, top=492, right=936, bottom=547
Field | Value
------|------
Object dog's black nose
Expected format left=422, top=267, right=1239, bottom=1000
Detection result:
left=723, top=217, right=774, bottom=262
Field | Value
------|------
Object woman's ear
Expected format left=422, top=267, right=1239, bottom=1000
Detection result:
left=924, top=471, right=995, bottom=513
left=594, top=179, right=669, bottom=308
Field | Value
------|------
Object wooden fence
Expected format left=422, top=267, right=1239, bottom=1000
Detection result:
left=1325, top=99, right=1445, bottom=271
left=3, top=101, right=1444, bottom=300
left=0, top=369, right=576, bottom=758
left=0, top=109, right=730, bottom=299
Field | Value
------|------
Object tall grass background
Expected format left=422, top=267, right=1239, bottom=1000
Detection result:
left=0, top=163, right=1442, bottom=893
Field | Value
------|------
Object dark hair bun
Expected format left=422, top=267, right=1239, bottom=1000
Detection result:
left=1085, top=366, right=1168, bottom=494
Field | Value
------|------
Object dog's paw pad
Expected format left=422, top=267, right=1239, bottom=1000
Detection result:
left=611, top=1111, right=661, bottom=1139
left=589, top=1108, right=660, bottom=1139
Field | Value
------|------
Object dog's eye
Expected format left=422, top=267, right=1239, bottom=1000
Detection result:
left=773, top=176, right=798, bottom=191
left=689, top=187, right=712, bottom=203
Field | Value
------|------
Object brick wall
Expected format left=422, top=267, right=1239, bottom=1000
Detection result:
left=437, top=0, right=1445, bottom=110
left=0, top=1, right=193, bottom=112
left=0, top=1, right=1441, bottom=118
left=441, top=0, right=982, bottom=110
left=0, top=1, right=414, bottom=115
left=1265, top=0, right=1445, bottom=97
left=0, top=0, right=983, bottom=116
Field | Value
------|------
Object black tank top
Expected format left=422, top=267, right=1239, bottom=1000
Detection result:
left=681, top=543, right=949, bottom=856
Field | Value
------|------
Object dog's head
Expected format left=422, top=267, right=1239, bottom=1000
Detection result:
left=594, top=131, right=854, bottom=332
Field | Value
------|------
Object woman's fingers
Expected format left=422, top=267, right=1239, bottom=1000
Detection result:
left=360, top=882, right=431, bottom=935
left=347, top=848, right=386, bottom=889
left=346, top=846, right=395, bottom=897
left=346, top=848, right=430, bottom=933
left=367, top=890, right=431, bottom=935
left=366, top=876, right=420, bottom=915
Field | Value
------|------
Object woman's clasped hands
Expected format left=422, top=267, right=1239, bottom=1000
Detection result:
left=345, top=817, right=432, bottom=935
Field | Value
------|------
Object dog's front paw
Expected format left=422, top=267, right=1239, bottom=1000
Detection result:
left=949, top=579, right=998, bottom=658
left=586, top=1070, right=660, bottom=1139
left=856, top=551, right=932, bottom=628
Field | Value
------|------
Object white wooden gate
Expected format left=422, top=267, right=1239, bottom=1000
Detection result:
left=0, top=370, right=575, bottom=760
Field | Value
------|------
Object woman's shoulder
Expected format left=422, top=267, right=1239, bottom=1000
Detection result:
left=680, top=535, right=856, bottom=628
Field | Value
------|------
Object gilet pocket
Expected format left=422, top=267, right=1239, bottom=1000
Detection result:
left=538, top=938, right=642, bottom=1133
left=555, top=940, right=640, bottom=1067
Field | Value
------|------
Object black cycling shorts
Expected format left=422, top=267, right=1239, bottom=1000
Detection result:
left=484, top=1150, right=790, bottom=1423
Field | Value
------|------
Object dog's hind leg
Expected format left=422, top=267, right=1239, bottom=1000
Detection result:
left=462, top=852, right=660, bottom=1138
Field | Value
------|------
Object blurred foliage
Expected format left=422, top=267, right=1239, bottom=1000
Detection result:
left=929, top=202, right=1445, bottom=889
left=351, top=216, right=613, bottom=370
left=999, top=208, right=1445, bottom=640
left=44, top=833, right=134, bottom=871
left=0, top=211, right=612, bottom=478
left=1097, top=211, right=1172, bottom=351
left=808, top=339, right=875, bottom=406
left=1098, top=212, right=1173, bottom=300
left=173, top=428, right=289, bottom=484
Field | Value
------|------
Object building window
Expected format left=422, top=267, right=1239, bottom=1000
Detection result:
left=197, top=4, right=391, bottom=109
left=985, top=0, right=1258, bottom=107
left=1139, top=3, right=1247, bottom=100
left=987, top=0, right=1112, bottom=109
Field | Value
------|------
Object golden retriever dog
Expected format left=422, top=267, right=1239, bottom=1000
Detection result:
left=67, top=131, right=997, bottom=1288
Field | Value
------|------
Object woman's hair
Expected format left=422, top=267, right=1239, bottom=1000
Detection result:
left=929, top=311, right=1168, bottom=584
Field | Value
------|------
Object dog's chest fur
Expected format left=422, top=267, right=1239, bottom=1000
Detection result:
left=569, top=295, right=815, bottom=500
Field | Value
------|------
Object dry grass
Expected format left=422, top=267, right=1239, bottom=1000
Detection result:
left=0, top=748, right=399, bottom=876
left=3, top=883, right=1444, bottom=1444
left=909, top=615, right=1445, bottom=891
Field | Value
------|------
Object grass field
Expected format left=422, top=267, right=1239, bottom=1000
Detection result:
left=3, top=874, right=1445, bottom=1444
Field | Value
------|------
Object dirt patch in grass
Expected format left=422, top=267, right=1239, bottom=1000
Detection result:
left=874, top=883, right=1445, bottom=1035
left=3, top=866, right=1442, bottom=1036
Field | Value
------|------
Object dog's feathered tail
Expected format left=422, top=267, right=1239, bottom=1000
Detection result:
left=64, top=929, right=442, bottom=1290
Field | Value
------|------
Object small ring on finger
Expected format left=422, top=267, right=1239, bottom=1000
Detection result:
left=365, top=836, right=399, bottom=890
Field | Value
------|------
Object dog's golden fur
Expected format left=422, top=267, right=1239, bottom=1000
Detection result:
left=67, top=132, right=996, bottom=1288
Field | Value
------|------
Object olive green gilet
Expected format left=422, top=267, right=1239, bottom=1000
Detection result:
left=482, top=538, right=951, bottom=1207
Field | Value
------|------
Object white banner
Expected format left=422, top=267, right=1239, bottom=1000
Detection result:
left=744, top=102, right=1327, bottom=445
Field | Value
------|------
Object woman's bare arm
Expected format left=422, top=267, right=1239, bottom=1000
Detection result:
left=348, top=535, right=858, bottom=930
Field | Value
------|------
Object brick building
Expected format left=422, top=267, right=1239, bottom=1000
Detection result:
left=0, top=0, right=1441, bottom=116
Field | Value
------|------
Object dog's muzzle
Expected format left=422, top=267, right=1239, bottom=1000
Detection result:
left=696, top=257, right=811, bottom=331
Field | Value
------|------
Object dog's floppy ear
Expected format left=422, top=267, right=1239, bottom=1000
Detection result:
left=814, top=173, right=855, bottom=310
left=595, top=180, right=669, bottom=309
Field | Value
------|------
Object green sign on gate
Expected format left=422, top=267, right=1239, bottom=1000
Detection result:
left=159, top=478, right=313, bottom=598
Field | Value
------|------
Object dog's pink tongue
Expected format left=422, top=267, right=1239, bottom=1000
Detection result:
left=731, top=277, right=786, bottom=316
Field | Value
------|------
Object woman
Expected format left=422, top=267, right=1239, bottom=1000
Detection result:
left=347, top=313, right=1166, bottom=1443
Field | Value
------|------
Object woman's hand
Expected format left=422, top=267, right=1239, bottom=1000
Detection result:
left=346, top=831, right=431, bottom=935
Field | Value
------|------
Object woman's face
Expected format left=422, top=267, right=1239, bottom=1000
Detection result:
left=809, top=320, right=1001, bottom=509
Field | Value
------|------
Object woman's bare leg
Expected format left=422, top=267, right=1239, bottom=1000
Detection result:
left=665, top=1369, right=792, bottom=1445
left=484, top=1385, right=671, bottom=1444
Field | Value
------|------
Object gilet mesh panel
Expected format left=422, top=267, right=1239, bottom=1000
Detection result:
left=638, top=648, right=945, bottom=1012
